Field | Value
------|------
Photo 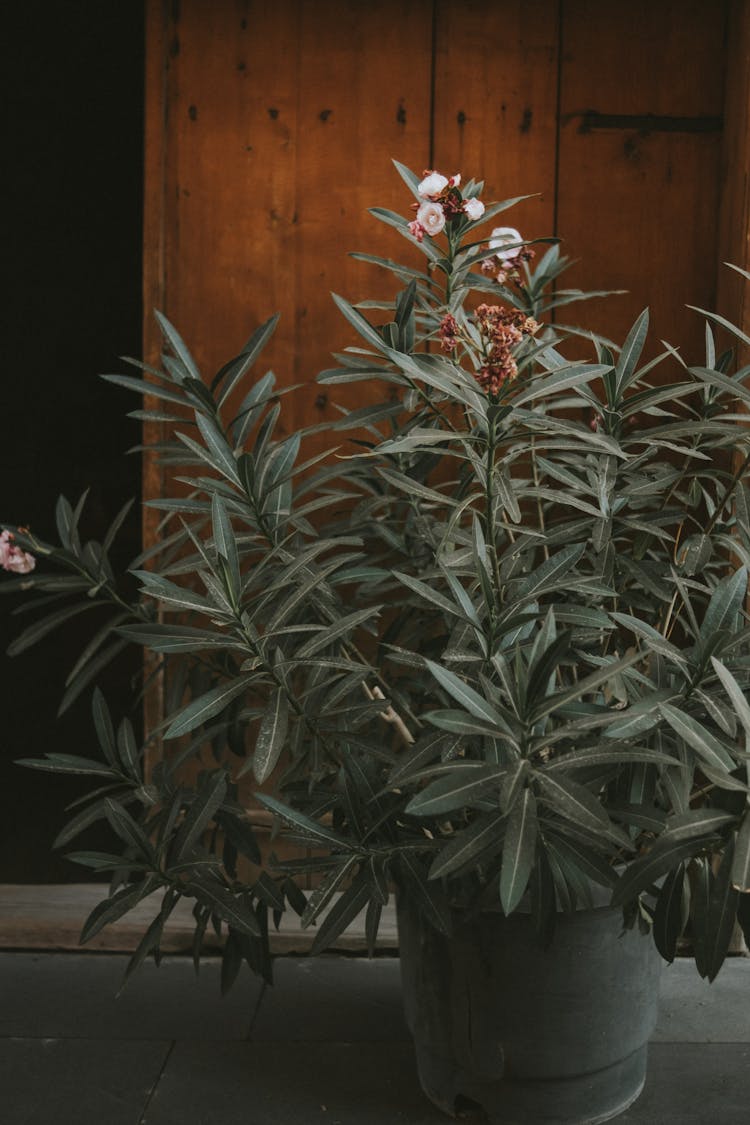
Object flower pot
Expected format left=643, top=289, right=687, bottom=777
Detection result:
left=397, top=894, right=662, bottom=1125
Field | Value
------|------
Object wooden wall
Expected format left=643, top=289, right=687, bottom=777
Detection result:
left=144, top=0, right=733, bottom=497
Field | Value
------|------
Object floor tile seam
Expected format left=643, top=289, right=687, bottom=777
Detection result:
left=137, top=1039, right=176, bottom=1125
left=0, top=1034, right=178, bottom=1043
left=650, top=1039, right=750, bottom=1046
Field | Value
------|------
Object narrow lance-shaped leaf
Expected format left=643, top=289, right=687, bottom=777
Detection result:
left=251, top=687, right=290, bottom=784
left=652, top=863, right=685, bottom=962
left=165, top=675, right=254, bottom=740
left=216, top=313, right=280, bottom=407
left=405, top=765, right=506, bottom=817
left=659, top=704, right=736, bottom=773
left=301, top=854, right=360, bottom=928
left=500, top=789, right=538, bottom=915
left=173, top=772, right=228, bottom=861
left=425, top=660, right=510, bottom=730
left=704, top=839, right=741, bottom=982
left=211, top=493, right=240, bottom=596
left=429, top=810, right=506, bottom=881
left=255, top=793, right=357, bottom=852
left=400, top=852, right=452, bottom=935
left=309, top=869, right=372, bottom=955
left=731, top=813, right=750, bottom=892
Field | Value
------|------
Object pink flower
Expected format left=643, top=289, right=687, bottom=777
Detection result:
left=408, top=219, right=425, bottom=243
left=416, top=201, right=446, bottom=237
left=417, top=171, right=449, bottom=199
left=463, top=198, right=485, bottom=221
left=489, top=226, right=524, bottom=263
left=0, top=529, right=35, bottom=574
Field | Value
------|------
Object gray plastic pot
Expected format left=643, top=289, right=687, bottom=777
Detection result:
left=397, top=894, right=662, bottom=1125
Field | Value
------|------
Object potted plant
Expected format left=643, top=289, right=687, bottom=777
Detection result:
left=3, top=163, right=750, bottom=1124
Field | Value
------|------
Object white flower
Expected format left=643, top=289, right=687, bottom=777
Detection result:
left=448, top=173, right=461, bottom=188
left=463, top=198, right=485, bottom=221
left=416, top=201, right=446, bottom=237
left=418, top=171, right=449, bottom=199
left=489, top=226, right=523, bottom=263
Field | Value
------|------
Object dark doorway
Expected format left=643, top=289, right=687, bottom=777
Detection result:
left=1, top=3, right=145, bottom=881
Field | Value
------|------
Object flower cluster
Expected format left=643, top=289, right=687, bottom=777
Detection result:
left=481, top=226, right=534, bottom=284
left=408, top=170, right=485, bottom=243
left=0, top=529, right=35, bottom=574
left=438, top=312, right=460, bottom=353
left=474, top=304, right=539, bottom=396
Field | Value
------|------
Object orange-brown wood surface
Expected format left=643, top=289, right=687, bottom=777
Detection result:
left=145, top=0, right=734, bottom=415
left=557, top=0, right=728, bottom=360
left=718, top=0, right=750, bottom=354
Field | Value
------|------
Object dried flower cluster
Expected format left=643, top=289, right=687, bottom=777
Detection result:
left=438, top=304, right=538, bottom=397
left=474, top=304, right=539, bottom=395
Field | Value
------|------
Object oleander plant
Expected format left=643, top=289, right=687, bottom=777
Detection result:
left=3, top=162, right=750, bottom=989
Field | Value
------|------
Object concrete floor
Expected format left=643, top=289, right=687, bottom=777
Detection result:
left=0, top=953, right=748, bottom=1124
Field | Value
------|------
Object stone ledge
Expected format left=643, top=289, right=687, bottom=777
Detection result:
left=0, top=884, right=398, bottom=954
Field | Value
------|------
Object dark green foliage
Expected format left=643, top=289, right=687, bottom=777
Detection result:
left=4, top=163, right=750, bottom=985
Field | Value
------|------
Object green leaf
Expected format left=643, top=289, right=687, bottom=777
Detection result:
left=659, top=704, right=736, bottom=773
left=652, top=863, right=686, bottom=962
left=705, top=840, right=740, bottom=982
left=515, top=543, right=586, bottom=603
left=194, top=414, right=242, bottom=486
left=711, top=658, right=750, bottom=736
left=500, top=789, right=537, bottom=914
left=252, top=687, right=289, bottom=783
left=215, top=314, right=280, bottom=407
left=92, top=688, right=117, bottom=768
left=254, top=793, right=356, bottom=852
left=400, top=852, right=452, bottom=934
left=301, top=854, right=360, bottom=927
left=185, top=877, right=260, bottom=938
left=614, top=309, right=649, bottom=397
left=154, top=310, right=203, bottom=382
left=211, top=493, right=240, bottom=595
left=512, top=363, right=613, bottom=407
left=429, top=810, right=506, bottom=880
left=393, top=572, right=473, bottom=622
left=701, top=568, right=748, bottom=640
left=59, top=637, right=131, bottom=716
left=80, top=877, right=161, bottom=944
left=535, top=773, right=609, bottom=834
left=117, top=622, right=241, bottom=652
left=309, top=869, right=371, bottom=954
left=611, top=835, right=725, bottom=906
left=15, top=753, right=115, bottom=778
left=103, top=799, right=155, bottom=861
left=405, top=765, right=505, bottom=817
left=165, top=676, right=254, bottom=739
left=732, top=813, right=750, bottom=892
left=173, top=772, right=227, bottom=860
left=295, top=606, right=381, bottom=658
left=331, top=292, right=389, bottom=351
left=7, top=601, right=101, bottom=656
left=425, top=661, right=509, bottom=730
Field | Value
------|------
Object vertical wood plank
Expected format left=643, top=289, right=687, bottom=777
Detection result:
left=142, top=0, right=170, bottom=549
left=717, top=0, right=750, bottom=357
left=433, top=0, right=560, bottom=247
left=289, top=0, right=434, bottom=442
left=556, top=0, right=728, bottom=360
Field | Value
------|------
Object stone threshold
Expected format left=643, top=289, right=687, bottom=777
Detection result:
left=0, top=884, right=398, bottom=954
